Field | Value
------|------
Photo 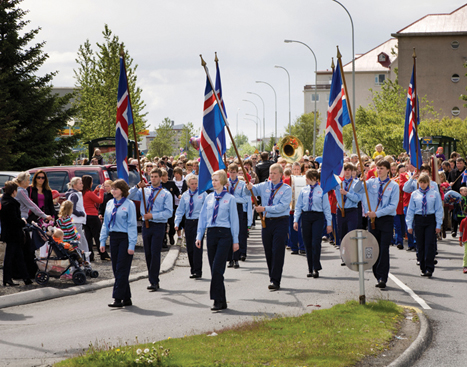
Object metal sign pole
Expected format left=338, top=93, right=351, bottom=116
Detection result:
left=356, top=230, right=366, bottom=305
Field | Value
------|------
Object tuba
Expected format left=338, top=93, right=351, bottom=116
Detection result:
left=278, top=135, right=304, bottom=163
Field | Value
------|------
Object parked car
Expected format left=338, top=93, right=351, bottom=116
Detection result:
left=0, top=171, right=20, bottom=190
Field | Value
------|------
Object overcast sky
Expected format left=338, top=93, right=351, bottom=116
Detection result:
left=22, top=0, right=464, bottom=145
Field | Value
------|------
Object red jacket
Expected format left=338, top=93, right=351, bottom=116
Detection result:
left=392, top=176, right=404, bottom=215
left=83, top=187, right=104, bottom=216
left=399, top=173, right=413, bottom=208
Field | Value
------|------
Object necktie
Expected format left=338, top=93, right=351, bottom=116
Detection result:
left=378, top=178, right=390, bottom=206
left=268, top=181, right=283, bottom=206
left=147, top=185, right=162, bottom=212
left=212, top=189, right=227, bottom=224
left=308, top=183, right=318, bottom=211
left=229, top=178, right=238, bottom=195
left=420, top=187, right=430, bottom=216
left=343, top=178, right=352, bottom=203
left=108, top=197, right=126, bottom=229
left=189, top=189, right=198, bottom=218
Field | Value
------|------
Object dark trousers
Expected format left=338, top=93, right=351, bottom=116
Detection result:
left=228, top=204, right=247, bottom=260
left=370, top=215, right=394, bottom=283
left=185, top=219, right=203, bottom=276
left=288, top=212, right=305, bottom=251
left=262, top=216, right=288, bottom=286
left=393, top=213, right=406, bottom=245
left=414, top=215, right=437, bottom=273
left=404, top=206, right=416, bottom=249
left=109, top=232, right=133, bottom=301
left=4, top=241, right=28, bottom=281
left=142, top=222, right=165, bottom=285
left=84, top=215, right=108, bottom=258
left=337, top=208, right=359, bottom=242
left=165, top=214, right=175, bottom=243
left=207, top=227, right=232, bottom=302
left=301, top=211, right=325, bottom=272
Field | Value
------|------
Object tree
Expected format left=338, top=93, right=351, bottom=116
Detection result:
left=148, top=118, right=176, bottom=157
left=179, top=122, right=198, bottom=159
left=290, top=112, right=321, bottom=155
left=74, top=24, right=147, bottom=142
left=226, top=133, right=249, bottom=157
left=419, top=117, right=467, bottom=157
left=265, top=133, right=277, bottom=152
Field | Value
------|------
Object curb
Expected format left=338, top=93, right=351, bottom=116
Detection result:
left=0, top=246, right=180, bottom=310
left=388, top=306, right=432, bottom=367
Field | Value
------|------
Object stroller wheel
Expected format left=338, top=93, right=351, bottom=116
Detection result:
left=72, top=271, right=87, bottom=286
left=35, top=271, right=49, bottom=285
left=90, top=270, right=99, bottom=278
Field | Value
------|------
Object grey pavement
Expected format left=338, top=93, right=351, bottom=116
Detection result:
left=0, top=228, right=464, bottom=366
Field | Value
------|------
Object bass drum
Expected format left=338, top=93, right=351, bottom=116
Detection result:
left=290, top=175, right=306, bottom=210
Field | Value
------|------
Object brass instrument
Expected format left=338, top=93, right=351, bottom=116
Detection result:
left=278, top=135, right=304, bottom=163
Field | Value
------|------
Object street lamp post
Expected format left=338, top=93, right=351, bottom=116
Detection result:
left=332, top=0, right=356, bottom=153
left=256, top=81, right=277, bottom=143
left=245, top=116, right=259, bottom=149
left=284, top=39, right=318, bottom=157
left=275, top=65, right=291, bottom=135
left=242, top=100, right=260, bottom=149
left=247, top=92, right=265, bottom=151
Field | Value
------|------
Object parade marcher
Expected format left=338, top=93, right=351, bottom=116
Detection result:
left=128, top=167, right=173, bottom=291
left=246, top=163, right=292, bottom=291
left=355, top=160, right=399, bottom=288
left=173, top=167, right=187, bottom=245
left=161, top=169, right=180, bottom=246
left=293, top=169, right=332, bottom=278
left=100, top=179, right=137, bottom=307
left=226, top=163, right=249, bottom=267
left=448, top=157, right=466, bottom=237
left=65, top=177, right=89, bottom=253
left=288, top=162, right=306, bottom=255
left=406, top=174, right=443, bottom=277
left=175, top=174, right=206, bottom=279
left=196, top=170, right=239, bottom=311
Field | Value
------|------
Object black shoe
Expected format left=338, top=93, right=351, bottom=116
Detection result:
left=421, top=271, right=433, bottom=277
left=190, top=274, right=201, bottom=279
left=406, top=247, right=415, bottom=252
left=416, top=261, right=420, bottom=265
left=299, top=250, right=306, bottom=255
left=291, top=251, right=299, bottom=255
left=89, top=252, right=95, bottom=262
left=3, top=280, right=19, bottom=286
left=169, top=236, right=175, bottom=245
left=122, top=299, right=132, bottom=306
left=108, top=299, right=123, bottom=308
left=397, top=244, right=404, bottom=250
left=162, top=243, right=168, bottom=249
left=100, top=252, right=111, bottom=261
left=233, top=260, right=239, bottom=269
left=341, top=262, right=346, bottom=266
left=240, top=255, right=246, bottom=261
left=211, top=301, right=228, bottom=311
left=375, top=281, right=386, bottom=289
left=24, top=278, right=33, bottom=285
left=307, top=273, right=313, bottom=278
left=268, top=283, right=280, bottom=291
left=227, top=260, right=234, bottom=268
left=452, top=231, right=457, bottom=238
left=312, top=271, right=319, bottom=278
left=147, top=283, right=160, bottom=291
left=434, top=260, right=438, bottom=265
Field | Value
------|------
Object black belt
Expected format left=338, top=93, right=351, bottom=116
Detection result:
left=302, top=210, right=322, bottom=214
left=265, top=216, right=288, bottom=220
left=147, top=221, right=165, bottom=226
left=185, top=218, right=199, bottom=222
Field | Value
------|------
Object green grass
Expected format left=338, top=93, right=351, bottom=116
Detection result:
left=55, top=300, right=404, bottom=367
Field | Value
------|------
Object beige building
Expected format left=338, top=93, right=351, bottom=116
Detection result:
left=392, top=4, right=467, bottom=120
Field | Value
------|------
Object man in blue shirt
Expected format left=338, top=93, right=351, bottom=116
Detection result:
left=128, top=167, right=173, bottom=291
left=246, top=163, right=292, bottom=291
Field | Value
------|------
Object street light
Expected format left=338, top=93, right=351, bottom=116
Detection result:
left=332, top=0, right=356, bottom=153
left=284, top=39, right=318, bottom=157
left=275, top=65, right=291, bottom=135
left=243, top=100, right=260, bottom=149
left=245, top=116, right=260, bottom=149
left=256, top=81, right=277, bottom=142
left=247, top=92, right=265, bottom=151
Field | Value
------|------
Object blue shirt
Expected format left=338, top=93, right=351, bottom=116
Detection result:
left=174, top=190, right=207, bottom=227
left=99, top=199, right=138, bottom=251
left=128, top=186, right=173, bottom=223
left=405, top=188, right=443, bottom=229
left=403, top=177, right=438, bottom=193
left=355, top=178, right=399, bottom=217
left=294, top=184, right=332, bottom=226
left=196, top=191, right=239, bottom=243
left=227, top=178, right=250, bottom=212
left=333, top=178, right=361, bottom=209
left=247, top=181, right=292, bottom=218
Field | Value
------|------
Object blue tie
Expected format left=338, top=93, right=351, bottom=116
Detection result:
left=147, top=185, right=162, bottom=212
left=212, top=189, right=227, bottom=224
left=378, top=178, right=390, bottom=206
left=343, top=179, right=352, bottom=203
left=108, top=197, right=126, bottom=229
left=420, top=187, right=429, bottom=216
left=189, top=189, right=198, bottom=218
left=308, top=184, right=318, bottom=211
left=229, top=178, right=238, bottom=195
left=268, top=181, right=283, bottom=206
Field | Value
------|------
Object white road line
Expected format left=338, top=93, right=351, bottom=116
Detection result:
left=389, top=273, right=432, bottom=310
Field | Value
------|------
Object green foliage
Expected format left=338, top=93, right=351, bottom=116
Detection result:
left=265, top=133, right=277, bottom=152
left=179, top=122, right=198, bottom=159
left=0, top=0, right=78, bottom=170
left=148, top=118, right=176, bottom=158
left=226, top=133, right=249, bottom=157
left=289, top=112, right=321, bottom=155
left=419, top=117, right=467, bottom=157
left=74, top=24, right=147, bottom=142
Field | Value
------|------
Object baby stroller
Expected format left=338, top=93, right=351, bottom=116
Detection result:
left=25, top=223, right=99, bottom=286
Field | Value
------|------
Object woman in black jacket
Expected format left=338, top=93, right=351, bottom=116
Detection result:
left=1, top=181, right=31, bottom=286
left=28, top=170, right=56, bottom=221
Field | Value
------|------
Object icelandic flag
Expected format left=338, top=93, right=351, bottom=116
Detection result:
left=403, top=66, right=421, bottom=169
left=320, top=63, right=351, bottom=195
left=116, top=57, right=133, bottom=183
left=215, top=62, right=227, bottom=157
left=199, top=74, right=226, bottom=193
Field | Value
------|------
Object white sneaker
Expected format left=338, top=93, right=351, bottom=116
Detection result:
left=176, top=238, right=183, bottom=246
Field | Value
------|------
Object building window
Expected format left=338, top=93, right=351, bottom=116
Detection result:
left=375, top=74, right=385, bottom=85
left=311, top=94, right=319, bottom=102
left=452, top=107, right=460, bottom=116
left=452, top=74, right=460, bottom=83
left=451, top=41, right=460, bottom=49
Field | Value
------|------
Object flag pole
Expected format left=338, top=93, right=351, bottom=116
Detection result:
left=336, top=46, right=374, bottom=229
left=120, top=45, right=149, bottom=229
left=201, top=54, right=266, bottom=228
left=412, top=48, right=420, bottom=171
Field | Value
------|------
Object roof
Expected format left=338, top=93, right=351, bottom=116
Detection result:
left=394, top=4, right=467, bottom=35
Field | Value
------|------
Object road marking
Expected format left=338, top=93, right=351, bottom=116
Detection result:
left=389, top=273, right=432, bottom=310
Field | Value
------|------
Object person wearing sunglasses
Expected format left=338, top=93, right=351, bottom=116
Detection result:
left=27, top=170, right=56, bottom=222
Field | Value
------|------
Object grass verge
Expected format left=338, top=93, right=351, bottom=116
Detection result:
left=56, top=299, right=404, bottom=367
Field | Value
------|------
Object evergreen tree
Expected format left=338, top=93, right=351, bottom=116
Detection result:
left=74, top=24, right=147, bottom=142
left=0, top=0, right=78, bottom=170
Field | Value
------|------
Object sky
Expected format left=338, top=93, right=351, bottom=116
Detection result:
left=21, top=0, right=465, bottom=146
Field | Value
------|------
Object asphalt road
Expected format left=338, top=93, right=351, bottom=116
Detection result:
left=0, top=228, right=466, bottom=367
